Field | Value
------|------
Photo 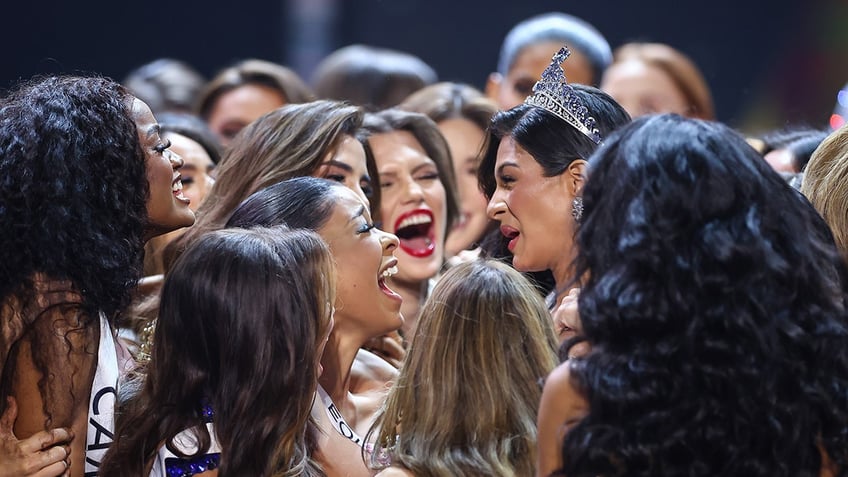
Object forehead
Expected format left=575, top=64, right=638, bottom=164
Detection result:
left=495, top=136, right=534, bottom=166
left=510, top=41, right=593, bottom=85
left=370, top=130, right=429, bottom=165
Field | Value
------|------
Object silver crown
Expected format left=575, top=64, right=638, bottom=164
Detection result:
left=524, top=46, right=602, bottom=145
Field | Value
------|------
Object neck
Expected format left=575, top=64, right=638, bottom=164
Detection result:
left=318, top=325, right=365, bottom=411
left=389, top=278, right=427, bottom=338
left=551, top=256, right=576, bottom=296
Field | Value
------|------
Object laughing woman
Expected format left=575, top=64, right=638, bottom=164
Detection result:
left=0, top=76, right=195, bottom=476
left=228, top=177, right=403, bottom=477
left=479, top=47, right=629, bottom=342
left=363, top=110, right=459, bottom=339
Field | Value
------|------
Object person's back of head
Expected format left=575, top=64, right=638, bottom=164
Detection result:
left=561, top=114, right=848, bottom=477
left=801, top=123, right=848, bottom=261
left=123, top=58, right=206, bottom=115
left=368, top=258, right=557, bottom=475
left=101, top=226, right=333, bottom=477
left=0, top=75, right=147, bottom=318
left=313, top=44, right=437, bottom=111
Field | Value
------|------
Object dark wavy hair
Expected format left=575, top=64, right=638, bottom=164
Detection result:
left=477, top=84, right=630, bottom=295
left=0, top=75, right=147, bottom=321
left=100, top=226, right=333, bottom=476
left=561, top=114, right=848, bottom=477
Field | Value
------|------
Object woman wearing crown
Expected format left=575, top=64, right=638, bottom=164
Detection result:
left=478, top=46, right=630, bottom=337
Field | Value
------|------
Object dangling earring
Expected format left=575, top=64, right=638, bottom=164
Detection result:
left=571, top=196, right=583, bottom=222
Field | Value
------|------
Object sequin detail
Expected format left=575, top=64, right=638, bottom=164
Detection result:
left=165, top=453, right=221, bottom=477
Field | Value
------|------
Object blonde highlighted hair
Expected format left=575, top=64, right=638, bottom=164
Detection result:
left=801, top=124, right=848, bottom=260
left=367, top=259, right=558, bottom=476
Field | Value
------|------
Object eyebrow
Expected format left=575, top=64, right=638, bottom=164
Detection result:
left=146, top=124, right=160, bottom=138
left=496, top=162, right=519, bottom=175
left=411, top=159, right=437, bottom=175
left=350, top=204, right=366, bottom=221
left=323, top=160, right=353, bottom=173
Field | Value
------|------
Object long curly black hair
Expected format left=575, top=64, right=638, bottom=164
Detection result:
left=0, top=75, right=147, bottom=322
left=561, top=115, right=848, bottom=476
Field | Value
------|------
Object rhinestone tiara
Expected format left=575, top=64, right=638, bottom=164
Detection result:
left=524, top=46, right=602, bottom=145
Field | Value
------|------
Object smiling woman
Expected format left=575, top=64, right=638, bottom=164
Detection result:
left=227, top=177, right=403, bottom=477
left=0, top=75, right=194, bottom=477
left=363, top=109, right=459, bottom=338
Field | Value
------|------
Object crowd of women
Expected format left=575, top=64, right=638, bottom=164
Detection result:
left=1, top=10, right=847, bottom=477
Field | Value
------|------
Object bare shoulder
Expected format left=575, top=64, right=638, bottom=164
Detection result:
left=536, top=361, right=588, bottom=477
left=350, top=349, right=398, bottom=393
left=375, top=466, right=415, bottom=477
left=542, top=361, right=587, bottom=423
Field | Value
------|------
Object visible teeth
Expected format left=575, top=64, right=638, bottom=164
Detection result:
left=397, top=214, right=432, bottom=230
left=172, top=180, right=183, bottom=192
left=381, top=265, right=398, bottom=278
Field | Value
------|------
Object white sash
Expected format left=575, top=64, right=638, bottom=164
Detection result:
left=84, top=313, right=119, bottom=476
left=317, top=384, right=365, bottom=447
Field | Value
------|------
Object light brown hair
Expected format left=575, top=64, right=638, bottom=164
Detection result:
left=367, top=259, right=558, bottom=476
left=801, top=124, right=848, bottom=260
left=612, top=42, right=714, bottom=120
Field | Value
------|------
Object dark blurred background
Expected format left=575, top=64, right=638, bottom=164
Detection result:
left=3, top=0, right=846, bottom=134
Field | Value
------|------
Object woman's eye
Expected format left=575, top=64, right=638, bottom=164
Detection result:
left=513, top=80, right=535, bottom=97
left=498, top=174, right=516, bottom=185
left=357, top=222, right=375, bottom=234
left=181, top=177, right=195, bottom=185
left=416, top=172, right=439, bottom=181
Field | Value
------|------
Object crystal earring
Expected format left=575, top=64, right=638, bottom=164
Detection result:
left=571, top=196, right=583, bottom=222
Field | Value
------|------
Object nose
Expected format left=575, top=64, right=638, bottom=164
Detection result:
left=401, top=178, right=425, bottom=204
left=168, top=150, right=184, bottom=169
left=486, top=189, right=507, bottom=221
left=379, top=229, right=399, bottom=253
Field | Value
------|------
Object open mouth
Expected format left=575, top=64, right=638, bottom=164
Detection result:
left=378, top=260, right=402, bottom=301
left=172, top=176, right=190, bottom=205
left=500, top=225, right=520, bottom=252
left=394, top=209, right=436, bottom=258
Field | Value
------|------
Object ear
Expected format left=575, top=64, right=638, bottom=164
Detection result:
left=561, top=159, right=587, bottom=197
left=485, top=73, right=502, bottom=102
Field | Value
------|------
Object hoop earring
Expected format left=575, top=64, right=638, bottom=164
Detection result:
left=571, top=196, right=583, bottom=222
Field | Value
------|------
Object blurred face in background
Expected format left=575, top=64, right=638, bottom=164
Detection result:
left=206, top=84, right=286, bottom=147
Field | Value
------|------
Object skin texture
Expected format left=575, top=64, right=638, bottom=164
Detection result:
left=486, top=40, right=593, bottom=110
left=162, top=132, right=215, bottom=213
left=206, top=84, right=286, bottom=147
left=0, top=398, right=71, bottom=477
left=437, top=118, right=489, bottom=257
left=132, top=99, right=196, bottom=240
left=317, top=188, right=402, bottom=445
left=600, top=59, right=691, bottom=118
left=370, top=131, right=447, bottom=335
left=486, top=136, right=584, bottom=287
left=314, top=135, right=372, bottom=205
left=536, top=362, right=587, bottom=477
